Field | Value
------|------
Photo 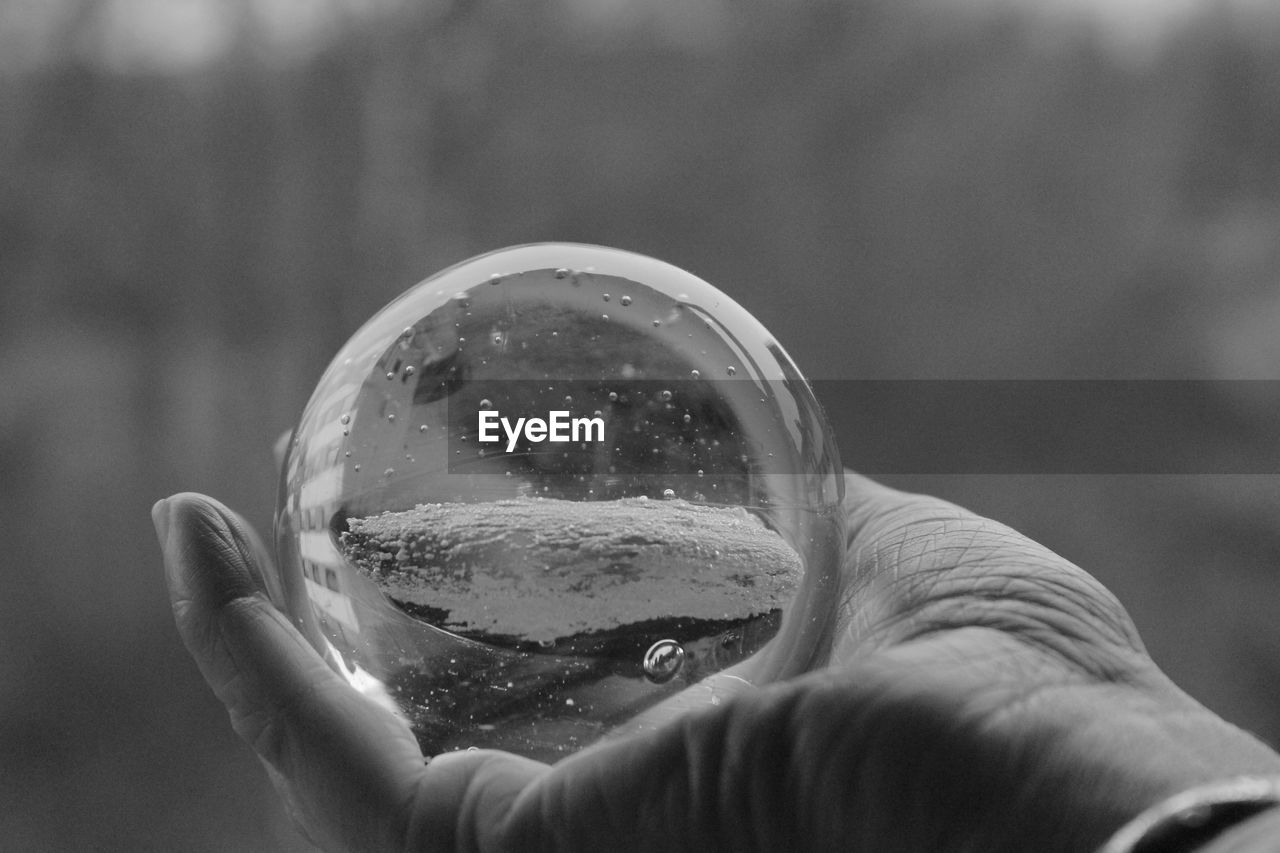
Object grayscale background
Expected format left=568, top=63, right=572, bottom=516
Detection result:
left=2, top=1, right=1278, bottom=849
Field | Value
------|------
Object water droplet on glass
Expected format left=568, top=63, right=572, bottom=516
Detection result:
left=602, top=293, right=610, bottom=302
left=554, top=268, right=570, bottom=279
left=660, top=389, right=672, bottom=402
left=642, top=639, right=685, bottom=683
left=683, top=413, right=692, bottom=424
left=386, top=372, right=395, bottom=380
left=387, top=413, right=396, bottom=422
left=405, top=365, right=415, bottom=375
left=419, top=424, right=428, bottom=432
left=601, top=314, right=609, bottom=321
left=690, top=369, right=700, bottom=379
left=385, top=468, right=395, bottom=477
left=652, top=319, right=662, bottom=327
left=479, top=399, right=492, bottom=410
left=620, top=295, right=632, bottom=306
left=662, top=488, right=675, bottom=499
left=340, top=414, right=351, bottom=425
left=726, top=366, right=737, bottom=376
left=608, top=391, right=618, bottom=402
left=489, top=274, right=502, bottom=285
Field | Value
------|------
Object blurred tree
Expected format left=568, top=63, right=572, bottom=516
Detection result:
left=2, top=0, right=1280, bottom=847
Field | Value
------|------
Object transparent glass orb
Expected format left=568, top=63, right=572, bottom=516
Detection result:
left=274, top=243, right=844, bottom=762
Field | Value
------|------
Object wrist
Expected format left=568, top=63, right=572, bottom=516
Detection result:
left=1006, top=675, right=1280, bottom=851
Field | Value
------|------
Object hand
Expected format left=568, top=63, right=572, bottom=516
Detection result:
left=154, top=474, right=1280, bottom=852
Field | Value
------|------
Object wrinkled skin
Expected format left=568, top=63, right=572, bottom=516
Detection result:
left=154, top=473, right=1280, bottom=852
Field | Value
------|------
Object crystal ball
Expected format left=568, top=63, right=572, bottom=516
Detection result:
left=274, top=243, right=845, bottom=762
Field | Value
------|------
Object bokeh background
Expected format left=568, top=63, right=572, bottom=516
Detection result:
left=3, top=0, right=1279, bottom=849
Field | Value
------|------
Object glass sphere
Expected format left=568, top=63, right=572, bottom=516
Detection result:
left=274, top=243, right=844, bottom=762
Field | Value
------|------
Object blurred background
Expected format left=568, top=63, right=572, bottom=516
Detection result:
left=2, top=0, right=1279, bottom=848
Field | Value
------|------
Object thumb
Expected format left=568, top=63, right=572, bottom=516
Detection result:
left=155, top=493, right=451, bottom=851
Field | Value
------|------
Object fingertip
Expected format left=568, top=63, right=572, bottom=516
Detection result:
left=274, top=429, right=293, bottom=472
left=842, top=469, right=963, bottom=518
left=842, top=470, right=915, bottom=524
left=842, top=470, right=907, bottom=501
left=151, top=497, right=171, bottom=548
left=161, top=492, right=265, bottom=609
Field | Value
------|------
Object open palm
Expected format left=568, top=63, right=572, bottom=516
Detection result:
left=155, top=473, right=1280, bottom=852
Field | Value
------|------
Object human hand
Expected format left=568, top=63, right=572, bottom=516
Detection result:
left=154, top=473, right=1280, bottom=852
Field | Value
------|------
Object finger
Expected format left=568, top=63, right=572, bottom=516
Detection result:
left=156, top=493, right=492, bottom=852
left=596, top=476, right=983, bottom=735
left=833, top=472, right=1147, bottom=672
left=274, top=429, right=293, bottom=472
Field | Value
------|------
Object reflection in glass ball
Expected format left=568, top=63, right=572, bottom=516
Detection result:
left=274, top=244, right=844, bottom=762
